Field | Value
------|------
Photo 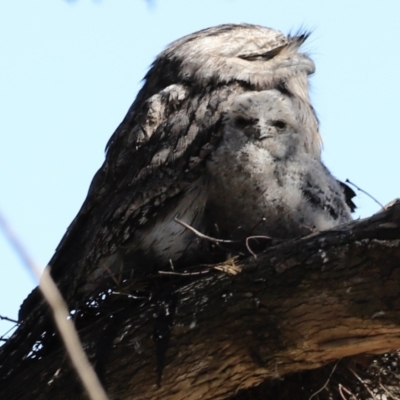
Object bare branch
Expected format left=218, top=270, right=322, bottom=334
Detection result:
left=174, top=217, right=238, bottom=243
left=0, top=210, right=109, bottom=400
left=0, top=315, right=18, bottom=324
left=346, top=179, right=384, bottom=209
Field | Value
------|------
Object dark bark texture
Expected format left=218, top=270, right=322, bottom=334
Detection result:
left=1, top=200, right=400, bottom=399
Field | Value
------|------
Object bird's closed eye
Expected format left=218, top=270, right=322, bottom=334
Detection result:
left=235, top=117, right=258, bottom=128
left=239, top=45, right=286, bottom=62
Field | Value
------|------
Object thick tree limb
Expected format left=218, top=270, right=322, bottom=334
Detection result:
left=2, top=200, right=400, bottom=399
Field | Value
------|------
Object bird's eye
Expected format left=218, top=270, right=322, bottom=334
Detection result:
left=235, top=117, right=257, bottom=128
left=272, top=120, right=286, bottom=130
left=239, top=45, right=286, bottom=61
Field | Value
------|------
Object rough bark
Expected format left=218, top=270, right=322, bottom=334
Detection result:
left=2, top=200, right=400, bottom=400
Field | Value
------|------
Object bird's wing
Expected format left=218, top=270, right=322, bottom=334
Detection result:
left=19, top=82, right=242, bottom=320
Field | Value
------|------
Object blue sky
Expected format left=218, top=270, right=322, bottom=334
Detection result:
left=1, top=0, right=399, bottom=338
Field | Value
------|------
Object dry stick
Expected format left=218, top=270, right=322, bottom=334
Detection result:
left=338, top=384, right=355, bottom=400
left=245, top=235, right=272, bottom=259
left=0, top=325, right=19, bottom=342
left=158, top=269, right=210, bottom=276
left=0, top=315, right=18, bottom=324
left=308, top=360, right=340, bottom=400
left=346, top=179, right=384, bottom=209
left=174, top=217, right=237, bottom=243
left=174, top=218, right=273, bottom=260
left=112, top=291, right=148, bottom=300
left=379, top=382, right=400, bottom=400
left=348, top=367, right=377, bottom=399
left=0, top=211, right=109, bottom=400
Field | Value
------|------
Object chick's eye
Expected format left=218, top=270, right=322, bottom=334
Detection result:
left=235, top=117, right=257, bottom=128
left=272, top=120, right=286, bottom=130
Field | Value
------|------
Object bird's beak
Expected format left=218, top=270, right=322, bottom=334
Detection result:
left=258, top=132, right=273, bottom=140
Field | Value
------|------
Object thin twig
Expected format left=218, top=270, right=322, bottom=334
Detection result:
left=0, top=315, right=18, bottom=324
left=174, top=218, right=237, bottom=243
left=346, top=179, right=384, bottom=209
left=348, top=366, right=377, bottom=399
left=309, top=359, right=340, bottom=400
left=112, top=291, right=148, bottom=300
left=0, top=324, right=19, bottom=342
left=380, top=382, right=400, bottom=400
left=338, top=384, right=355, bottom=400
left=245, top=235, right=272, bottom=259
left=0, top=210, right=109, bottom=400
left=158, top=269, right=210, bottom=276
left=248, top=217, right=266, bottom=235
left=0, top=212, right=39, bottom=281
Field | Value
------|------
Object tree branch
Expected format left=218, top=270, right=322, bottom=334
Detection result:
left=2, top=200, right=400, bottom=399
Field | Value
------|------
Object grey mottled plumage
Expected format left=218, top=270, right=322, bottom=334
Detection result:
left=207, top=90, right=352, bottom=240
left=18, top=24, right=352, bottom=321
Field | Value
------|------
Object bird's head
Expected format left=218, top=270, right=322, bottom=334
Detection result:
left=142, top=24, right=314, bottom=91
left=132, top=24, right=321, bottom=157
left=223, top=90, right=313, bottom=159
